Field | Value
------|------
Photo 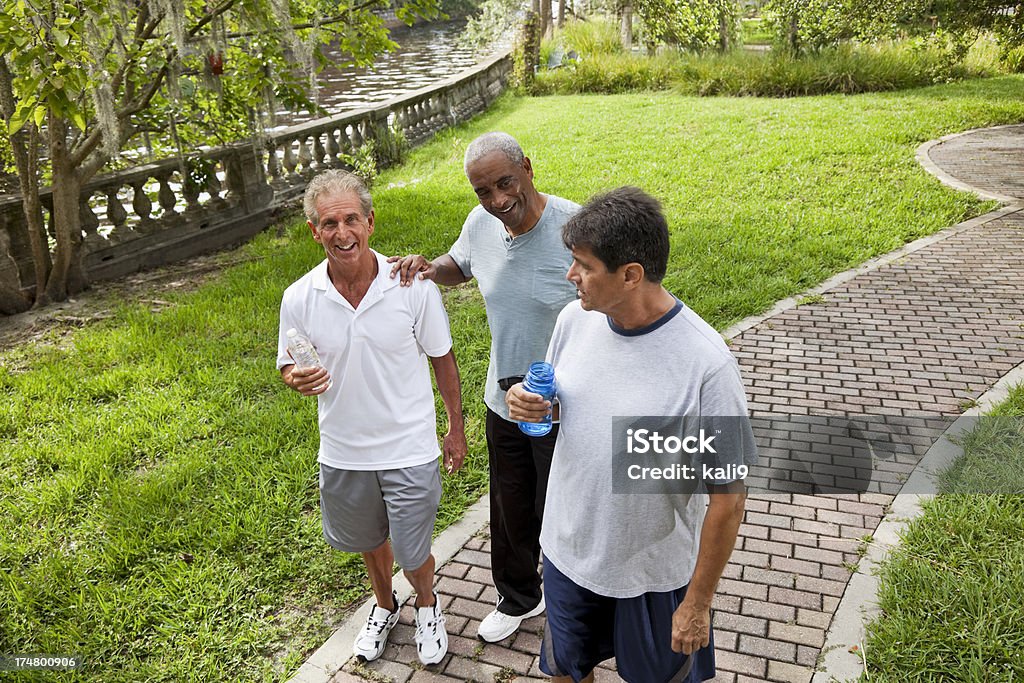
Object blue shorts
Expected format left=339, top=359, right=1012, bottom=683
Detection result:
left=539, top=557, right=716, bottom=683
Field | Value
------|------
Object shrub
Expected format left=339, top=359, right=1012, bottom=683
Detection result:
left=533, top=38, right=1004, bottom=97
left=531, top=53, right=680, bottom=94
left=1001, top=46, right=1024, bottom=73
left=560, top=17, right=624, bottom=57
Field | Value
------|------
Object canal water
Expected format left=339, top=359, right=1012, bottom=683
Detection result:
left=277, top=18, right=498, bottom=127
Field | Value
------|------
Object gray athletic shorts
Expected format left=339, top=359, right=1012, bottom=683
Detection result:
left=319, top=461, right=441, bottom=570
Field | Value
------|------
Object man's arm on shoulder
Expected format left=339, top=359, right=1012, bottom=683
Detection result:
left=671, top=480, right=746, bottom=655
left=429, top=254, right=472, bottom=286
left=388, top=253, right=471, bottom=287
left=428, top=350, right=467, bottom=474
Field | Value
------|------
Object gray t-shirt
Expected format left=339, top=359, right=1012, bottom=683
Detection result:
left=540, top=299, right=758, bottom=598
left=448, top=195, right=579, bottom=420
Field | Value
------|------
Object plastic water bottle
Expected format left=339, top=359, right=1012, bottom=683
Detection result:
left=286, top=328, right=332, bottom=391
left=518, top=361, right=555, bottom=437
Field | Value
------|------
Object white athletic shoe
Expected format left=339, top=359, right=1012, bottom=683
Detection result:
left=477, top=595, right=545, bottom=643
left=414, top=594, right=448, bottom=665
left=353, top=592, right=400, bottom=662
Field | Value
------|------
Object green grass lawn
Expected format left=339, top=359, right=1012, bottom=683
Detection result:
left=2, top=75, right=1024, bottom=681
left=865, top=386, right=1024, bottom=680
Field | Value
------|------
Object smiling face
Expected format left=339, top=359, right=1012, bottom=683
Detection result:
left=466, top=151, right=543, bottom=236
left=308, top=190, right=375, bottom=276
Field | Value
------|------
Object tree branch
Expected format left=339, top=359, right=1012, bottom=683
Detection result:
left=118, top=64, right=170, bottom=120
left=0, top=57, right=16, bottom=121
left=186, top=0, right=239, bottom=38
left=70, top=0, right=202, bottom=168
left=108, top=4, right=159, bottom=99
left=68, top=0, right=391, bottom=172
left=219, top=4, right=387, bottom=40
left=133, top=0, right=386, bottom=42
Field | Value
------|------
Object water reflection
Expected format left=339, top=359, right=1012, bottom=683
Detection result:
left=273, top=19, right=498, bottom=127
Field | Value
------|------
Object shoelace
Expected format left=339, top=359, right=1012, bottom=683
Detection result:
left=363, top=614, right=390, bottom=635
left=416, top=611, right=442, bottom=633
left=487, top=610, right=520, bottom=625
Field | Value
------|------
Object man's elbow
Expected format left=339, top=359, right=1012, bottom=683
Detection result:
left=709, top=483, right=747, bottom=523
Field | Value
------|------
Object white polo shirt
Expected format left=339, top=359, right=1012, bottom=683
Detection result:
left=277, top=250, right=453, bottom=471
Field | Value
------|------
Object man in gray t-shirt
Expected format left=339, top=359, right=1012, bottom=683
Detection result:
left=389, top=132, right=579, bottom=643
left=508, top=187, right=756, bottom=682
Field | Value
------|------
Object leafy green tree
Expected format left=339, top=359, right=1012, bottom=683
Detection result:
left=0, top=0, right=438, bottom=309
left=928, top=0, right=1024, bottom=58
left=634, top=0, right=739, bottom=52
left=459, top=0, right=524, bottom=49
left=763, top=0, right=1023, bottom=54
left=763, top=0, right=939, bottom=51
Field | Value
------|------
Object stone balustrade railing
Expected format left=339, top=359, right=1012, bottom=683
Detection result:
left=0, top=50, right=511, bottom=296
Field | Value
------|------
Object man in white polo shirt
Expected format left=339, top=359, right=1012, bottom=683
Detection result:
left=277, top=170, right=467, bottom=667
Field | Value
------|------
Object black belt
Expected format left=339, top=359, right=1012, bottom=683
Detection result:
left=497, top=375, right=525, bottom=392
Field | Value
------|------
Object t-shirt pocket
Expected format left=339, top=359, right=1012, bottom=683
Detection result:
left=532, top=266, right=574, bottom=307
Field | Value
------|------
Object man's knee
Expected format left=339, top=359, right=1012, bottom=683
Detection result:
left=361, top=541, right=393, bottom=562
left=404, top=553, right=435, bottom=577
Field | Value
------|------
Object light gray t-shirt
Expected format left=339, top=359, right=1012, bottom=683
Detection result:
left=540, top=299, right=758, bottom=598
left=448, top=195, right=579, bottom=420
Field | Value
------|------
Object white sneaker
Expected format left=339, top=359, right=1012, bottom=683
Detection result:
left=414, top=594, right=448, bottom=665
left=477, top=596, right=545, bottom=643
left=353, top=592, right=400, bottom=662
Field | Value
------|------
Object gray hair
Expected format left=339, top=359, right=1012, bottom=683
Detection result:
left=303, top=170, right=373, bottom=224
left=463, top=132, right=525, bottom=174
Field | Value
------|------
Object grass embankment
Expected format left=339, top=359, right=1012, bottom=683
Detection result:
left=2, top=76, right=1024, bottom=681
left=866, top=386, right=1024, bottom=680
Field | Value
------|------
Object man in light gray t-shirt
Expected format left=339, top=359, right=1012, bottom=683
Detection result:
left=389, top=132, right=579, bottom=644
left=508, top=187, right=756, bottom=683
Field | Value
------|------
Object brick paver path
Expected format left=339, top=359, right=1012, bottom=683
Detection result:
left=926, top=124, right=1024, bottom=201
left=332, top=126, right=1024, bottom=682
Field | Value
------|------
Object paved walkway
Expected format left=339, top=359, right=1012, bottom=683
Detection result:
left=323, top=124, right=1024, bottom=683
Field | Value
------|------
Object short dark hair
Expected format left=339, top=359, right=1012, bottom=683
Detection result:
left=562, top=186, right=669, bottom=283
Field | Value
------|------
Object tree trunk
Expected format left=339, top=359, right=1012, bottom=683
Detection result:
left=45, top=114, right=88, bottom=302
left=21, top=126, right=52, bottom=306
left=558, top=0, right=567, bottom=27
left=620, top=1, right=633, bottom=50
left=515, top=10, right=542, bottom=87
left=0, top=229, right=31, bottom=315
left=541, top=0, right=552, bottom=37
left=0, top=58, right=48, bottom=310
left=718, top=6, right=730, bottom=52
left=787, top=13, right=800, bottom=52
